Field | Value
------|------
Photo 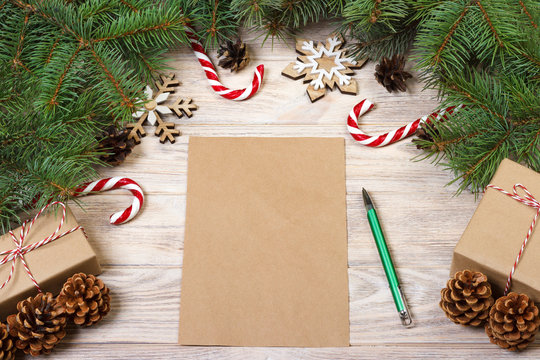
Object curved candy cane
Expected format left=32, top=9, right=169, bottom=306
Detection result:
left=74, top=177, right=144, bottom=225
left=184, top=25, right=264, bottom=101
left=347, top=99, right=463, bottom=147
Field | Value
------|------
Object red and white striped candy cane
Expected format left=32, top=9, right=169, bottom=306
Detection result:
left=74, top=177, right=144, bottom=225
left=485, top=183, right=540, bottom=295
left=347, top=99, right=463, bottom=147
left=184, top=25, right=264, bottom=101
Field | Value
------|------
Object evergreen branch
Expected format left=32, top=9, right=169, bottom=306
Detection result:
left=520, top=51, right=540, bottom=67
left=523, top=127, right=540, bottom=154
left=48, top=43, right=82, bottom=106
left=209, top=0, right=219, bottom=39
left=49, top=180, right=74, bottom=197
left=432, top=2, right=471, bottom=65
left=1, top=130, right=52, bottom=146
left=45, top=33, right=62, bottom=64
left=138, top=52, right=154, bottom=72
left=449, top=83, right=505, bottom=120
left=11, top=0, right=83, bottom=41
left=356, top=21, right=417, bottom=48
left=434, top=130, right=481, bottom=151
left=87, top=46, right=134, bottom=110
left=119, top=0, right=139, bottom=13
left=91, top=20, right=181, bottom=43
left=476, top=0, right=503, bottom=48
left=518, top=0, right=538, bottom=29
left=13, top=9, right=29, bottom=71
left=462, top=129, right=510, bottom=178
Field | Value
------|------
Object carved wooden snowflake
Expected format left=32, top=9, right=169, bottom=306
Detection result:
left=281, top=36, right=366, bottom=102
left=127, top=73, right=199, bottom=144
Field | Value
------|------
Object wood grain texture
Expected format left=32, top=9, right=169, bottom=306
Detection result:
left=43, top=21, right=538, bottom=359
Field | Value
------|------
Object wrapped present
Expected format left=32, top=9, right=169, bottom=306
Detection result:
left=0, top=202, right=101, bottom=321
left=451, top=159, right=540, bottom=301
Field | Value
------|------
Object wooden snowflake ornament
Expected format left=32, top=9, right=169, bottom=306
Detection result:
left=169, top=97, right=198, bottom=118
left=282, top=36, right=367, bottom=102
left=127, top=73, right=198, bottom=144
left=155, top=73, right=181, bottom=95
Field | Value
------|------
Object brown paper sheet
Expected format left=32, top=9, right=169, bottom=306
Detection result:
left=0, top=206, right=101, bottom=321
left=451, top=159, right=540, bottom=301
left=179, top=137, right=350, bottom=347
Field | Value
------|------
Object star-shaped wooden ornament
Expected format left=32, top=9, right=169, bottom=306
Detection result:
left=281, top=35, right=367, bottom=102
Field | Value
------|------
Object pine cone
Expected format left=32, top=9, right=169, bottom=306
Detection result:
left=57, top=273, right=111, bottom=327
left=6, top=292, right=66, bottom=356
left=97, top=125, right=136, bottom=166
left=412, top=121, right=442, bottom=150
left=218, top=39, right=250, bottom=72
left=440, top=270, right=494, bottom=326
left=374, top=54, right=412, bottom=93
left=0, top=323, right=15, bottom=360
left=485, top=292, right=540, bottom=351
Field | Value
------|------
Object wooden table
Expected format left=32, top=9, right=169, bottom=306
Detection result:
left=55, top=23, right=539, bottom=359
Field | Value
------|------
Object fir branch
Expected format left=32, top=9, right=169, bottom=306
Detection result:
left=432, top=2, right=471, bottom=65
left=476, top=0, right=503, bottom=48
left=520, top=51, right=540, bottom=67
left=461, top=129, right=511, bottom=180
left=13, top=9, right=29, bottom=71
left=12, top=0, right=83, bottom=41
left=87, top=45, right=134, bottom=110
left=518, top=0, right=538, bottom=29
left=91, top=18, right=183, bottom=43
left=48, top=43, right=82, bottom=106
left=45, top=33, right=62, bottom=64
left=119, top=0, right=139, bottom=13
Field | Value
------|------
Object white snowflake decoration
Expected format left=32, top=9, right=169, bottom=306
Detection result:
left=282, top=35, right=366, bottom=102
left=132, top=85, right=172, bottom=125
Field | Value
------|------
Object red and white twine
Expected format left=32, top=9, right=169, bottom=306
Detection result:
left=0, top=202, right=82, bottom=292
left=74, top=177, right=144, bottom=225
left=485, top=183, right=540, bottom=295
left=184, top=25, right=264, bottom=101
left=347, top=99, right=463, bottom=147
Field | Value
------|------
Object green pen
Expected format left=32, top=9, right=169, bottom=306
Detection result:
left=362, top=188, right=413, bottom=327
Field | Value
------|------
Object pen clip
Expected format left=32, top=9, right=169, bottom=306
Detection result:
left=397, top=286, right=413, bottom=327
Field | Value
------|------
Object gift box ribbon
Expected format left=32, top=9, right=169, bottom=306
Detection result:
left=486, top=183, right=540, bottom=294
left=0, top=201, right=83, bottom=292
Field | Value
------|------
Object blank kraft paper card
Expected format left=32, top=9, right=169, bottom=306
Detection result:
left=179, top=137, right=350, bottom=347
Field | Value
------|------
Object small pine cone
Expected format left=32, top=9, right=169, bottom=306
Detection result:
left=412, top=121, right=442, bottom=150
left=217, top=39, right=250, bottom=72
left=440, top=270, right=494, bottom=326
left=6, top=292, right=67, bottom=356
left=97, top=125, right=137, bottom=166
left=485, top=292, right=540, bottom=351
left=0, top=323, right=15, bottom=360
left=374, top=54, right=412, bottom=93
left=57, top=273, right=111, bottom=327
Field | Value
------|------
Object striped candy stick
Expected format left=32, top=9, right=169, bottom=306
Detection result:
left=74, top=177, right=144, bottom=225
left=485, top=184, right=540, bottom=295
left=347, top=99, right=463, bottom=147
left=184, top=25, right=264, bottom=101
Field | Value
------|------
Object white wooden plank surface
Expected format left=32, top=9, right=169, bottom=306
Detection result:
left=40, top=21, right=539, bottom=359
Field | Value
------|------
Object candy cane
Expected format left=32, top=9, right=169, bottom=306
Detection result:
left=184, top=25, right=264, bottom=101
left=347, top=99, right=463, bottom=147
left=74, top=177, right=144, bottom=225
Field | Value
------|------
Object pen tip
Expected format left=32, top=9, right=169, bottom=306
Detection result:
left=362, top=188, right=373, bottom=210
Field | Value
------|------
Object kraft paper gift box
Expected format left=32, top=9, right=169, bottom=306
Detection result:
left=0, top=205, right=101, bottom=321
left=451, top=159, right=540, bottom=301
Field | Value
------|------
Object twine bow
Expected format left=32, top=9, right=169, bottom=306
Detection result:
left=0, top=202, right=82, bottom=292
left=486, top=183, right=540, bottom=295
